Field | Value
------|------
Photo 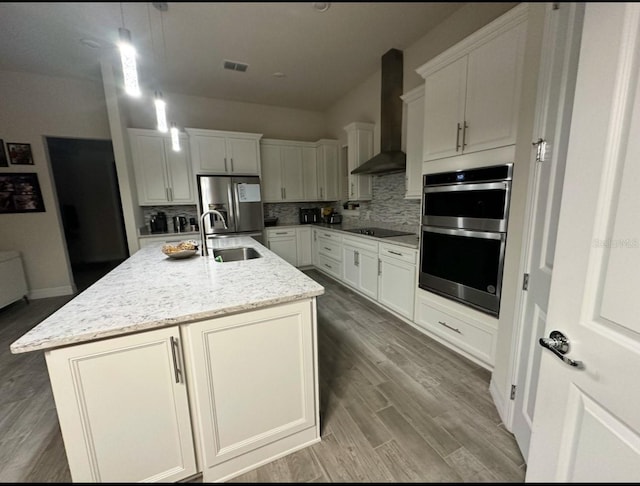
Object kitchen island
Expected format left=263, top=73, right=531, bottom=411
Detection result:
left=10, top=237, right=324, bottom=483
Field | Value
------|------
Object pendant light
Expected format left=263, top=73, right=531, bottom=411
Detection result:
left=170, top=122, right=181, bottom=152
left=154, top=91, right=168, bottom=132
left=118, top=4, right=141, bottom=97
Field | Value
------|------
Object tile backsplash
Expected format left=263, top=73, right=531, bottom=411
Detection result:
left=141, top=205, right=199, bottom=233
left=263, top=202, right=338, bottom=225
left=343, top=172, right=421, bottom=234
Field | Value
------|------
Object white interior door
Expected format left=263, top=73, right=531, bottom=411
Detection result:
left=527, top=4, right=640, bottom=481
left=510, top=2, right=583, bottom=460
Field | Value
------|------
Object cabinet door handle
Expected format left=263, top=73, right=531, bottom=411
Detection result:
left=462, top=122, right=469, bottom=149
left=388, top=250, right=403, bottom=256
left=351, top=182, right=354, bottom=196
left=354, top=249, right=358, bottom=266
left=324, top=247, right=331, bottom=251
left=456, top=122, right=462, bottom=152
left=438, top=320, right=462, bottom=334
left=166, top=187, right=170, bottom=201
left=168, top=187, right=173, bottom=201
left=320, top=187, right=323, bottom=199
left=230, top=157, right=234, bottom=172
left=170, top=336, right=182, bottom=383
left=224, top=157, right=228, bottom=172
left=313, top=232, right=317, bottom=242
left=378, top=258, right=382, bottom=275
left=281, top=187, right=284, bottom=199
left=283, top=187, right=286, bottom=199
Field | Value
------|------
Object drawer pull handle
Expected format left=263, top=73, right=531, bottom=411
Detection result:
left=275, top=232, right=288, bottom=235
left=324, top=247, right=331, bottom=251
left=438, top=321, right=462, bottom=334
left=388, top=250, right=403, bottom=256
left=324, top=233, right=331, bottom=237
left=324, top=263, right=332, bottom=269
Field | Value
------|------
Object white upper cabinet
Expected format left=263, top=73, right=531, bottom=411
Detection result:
left=260, top=138, right=340, bottom=203
left=316, top=140, right=339, bottom=201
left=185, top=128, right=262, bottom=175
left=401, top=85, right=425, bottom=199
left=417, top=5, right=527, bottom=162
left=344, top=122, right=374, bottom=201
left=129, top=129, right=195, bottom=206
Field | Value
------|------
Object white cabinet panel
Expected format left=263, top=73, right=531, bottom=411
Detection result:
left=130, top=130, right=195, bottom=205
left=296, top=227, right=312, bottom=267
left=182, top=300, right=316, bottom=480
left=317, top=141, right=339, bottom=201
left=401, top=86, right=425, bottom=199
left=261, top=145, right=284, bottom=202
left=281, top=145, right=305, bottom=201
left=302, top=146, right=319, bottom=200
left=342, top=245, right=359, bottom=289
left=268, top=236, right=297, bottom=266
left=186, top=129, right=262, bottom=175
left=45, top=327, right=197, bottom=483
left=379, top=256, right=416, bottom=320
left=344, top=122, right=373, bottom=201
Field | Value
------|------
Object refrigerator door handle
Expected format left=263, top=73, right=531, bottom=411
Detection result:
left=232, top=182, right=241, bottom=232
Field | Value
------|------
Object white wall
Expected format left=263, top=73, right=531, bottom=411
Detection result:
left=126, top=91, right=328, bottom=142
left=0, top=70, right=111, bottom=298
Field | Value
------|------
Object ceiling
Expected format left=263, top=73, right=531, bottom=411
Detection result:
left=0, top=2, right=465, bottom=111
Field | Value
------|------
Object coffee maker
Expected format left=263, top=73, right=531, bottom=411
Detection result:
left=149, top=211, right=168, bottom=233
left=299, top=207, right=320, bottom=224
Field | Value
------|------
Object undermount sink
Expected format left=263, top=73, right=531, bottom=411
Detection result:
left=212, top=247, right=261, bottom=262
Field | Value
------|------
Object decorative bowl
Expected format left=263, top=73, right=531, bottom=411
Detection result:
left=162, top=240, right=199, bottom=259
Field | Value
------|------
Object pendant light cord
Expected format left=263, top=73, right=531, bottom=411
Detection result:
left=120, top=2, right=125, bottom=28
left=160, top=7, right=168, bottom=65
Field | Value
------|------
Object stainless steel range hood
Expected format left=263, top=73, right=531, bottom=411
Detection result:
left=351, top=48, right=406, bottom=175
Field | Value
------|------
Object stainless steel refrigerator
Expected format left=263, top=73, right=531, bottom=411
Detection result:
left=197, top=175, right=264, bottom=244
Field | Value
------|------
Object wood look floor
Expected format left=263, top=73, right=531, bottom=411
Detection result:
left=0, top=269, right=525, bottom=482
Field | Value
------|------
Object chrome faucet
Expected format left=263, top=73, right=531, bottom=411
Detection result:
left=199, top=209, right=228, bottom=256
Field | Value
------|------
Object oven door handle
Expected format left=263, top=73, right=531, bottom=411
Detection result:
left=423, top=181, right=509, bottom=193
left=422, top=225, right=505, bottom=241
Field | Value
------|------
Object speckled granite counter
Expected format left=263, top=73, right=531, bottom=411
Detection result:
left=267, top=223, right=420, bottom=250
left=10, top=237, right=324, bottom=354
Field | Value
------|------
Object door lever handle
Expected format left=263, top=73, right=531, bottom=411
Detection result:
left=538, top=330, right=584, bottom=369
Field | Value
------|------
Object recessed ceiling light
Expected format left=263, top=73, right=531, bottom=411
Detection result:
left=312, top=2, right=330, bottom=13
left=80, top=38, right=101, bottom=49
left=272, top=72, right=286, bottom=78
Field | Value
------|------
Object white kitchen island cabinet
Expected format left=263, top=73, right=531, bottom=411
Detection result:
left=182, top=299, right=318, bottom=482
left=44, top=326, right=197, bottom=483
left=11, top=237, right=323, bottom=483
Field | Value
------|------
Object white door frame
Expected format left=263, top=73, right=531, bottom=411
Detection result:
left=503, top=1, right=584, bottom=456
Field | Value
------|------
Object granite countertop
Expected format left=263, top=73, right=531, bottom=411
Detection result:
left=267, top=223, right=420, bottom=250
left=10, top=237, right=324, bottom=354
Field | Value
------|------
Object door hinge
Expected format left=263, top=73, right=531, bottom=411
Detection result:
left=510, top=384, right=517, bottom=400
left=532, top=138, right=547, bottom=162
left=522, top=273, right=530, bottom=291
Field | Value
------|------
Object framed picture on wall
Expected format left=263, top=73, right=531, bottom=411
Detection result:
left=7, top=142, right=34, bottom=165
left=0, top=140, right=8, bottom=167
left=0, top=173, right=46, bottom=213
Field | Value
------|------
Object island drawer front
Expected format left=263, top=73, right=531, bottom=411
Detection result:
left=342, top=235, right=379, bottom=253
left=415, top=297, right=495, bottom=366
left=317, top=253, right=342, bottom=280
left=318, top=230, right=342, bottom=242
left=379, top=243, right=417, bottom=264
left=317, top=239, right=342, bottom=261
left=266, top=228, right=297, bottom=238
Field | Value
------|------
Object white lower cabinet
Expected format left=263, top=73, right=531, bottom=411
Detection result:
left=181, top=299, right=318, bottom=482
left=378, top=243, right=417, bottom=320
left=45, top=300, right=320, bottom=483
left=266, top=228, right=297, bottom=266
left=266, top=227, right=313, bottom=267
left=316, top=230, right=343, bottom=281
left=414, top=290, right=497, bottom=368
left=45, top=326, right=197, bottom=483
left=342, top=236, right=379, bottom=301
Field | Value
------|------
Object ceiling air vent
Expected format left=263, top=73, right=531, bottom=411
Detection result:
left=223, top=60, right=249, bottom=72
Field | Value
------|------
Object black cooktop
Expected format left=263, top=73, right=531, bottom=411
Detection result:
left=343, top=227, right=414, bottom=238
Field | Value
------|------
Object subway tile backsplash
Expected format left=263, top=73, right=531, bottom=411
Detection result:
left=141, top=205, right=199, bottom=233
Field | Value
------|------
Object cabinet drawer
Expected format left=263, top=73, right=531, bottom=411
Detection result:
left=342, top=235, right=379, bottom=253
left=317, top=230, right=342, bottom=242
left=317, top=254, right=342, bottom=280
left=415, top=298, right=495, bottom=365
left=379, top=243, right=417, bottom=264
left=317, top=238, right=342, bottom=261
left=266, top=228, right=297, bottom=238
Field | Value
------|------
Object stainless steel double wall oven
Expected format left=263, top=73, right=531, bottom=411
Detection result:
left=419, top=164, right=513, bottom=316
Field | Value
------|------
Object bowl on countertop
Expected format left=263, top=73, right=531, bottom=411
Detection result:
left=162, top=240, right=199, bottom=259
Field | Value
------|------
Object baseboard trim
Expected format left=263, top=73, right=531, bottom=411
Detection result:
left=490, top=377, right=510, bottom=429
left=29, top=286, right=74, bottom=300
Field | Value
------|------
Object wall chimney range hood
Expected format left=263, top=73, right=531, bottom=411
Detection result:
left=351, top=48, right=406, bottom=175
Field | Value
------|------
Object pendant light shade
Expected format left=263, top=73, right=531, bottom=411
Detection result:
left=118, top=27, right=141, bottom=97
left=170, top=123, right=181, bottom=152
left=154, top=91, right=168, bottom=133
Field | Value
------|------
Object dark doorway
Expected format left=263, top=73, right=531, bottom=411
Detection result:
left=47, top=137, right=129, bottom=293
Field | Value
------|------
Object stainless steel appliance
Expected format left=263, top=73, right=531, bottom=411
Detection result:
left=419, top=164, right=513, bottom=316
left=327, top=212, right=342, bottom=224
left=172, top=215, right=188, bottom=233
left=197, top=175, right=264, bottom=245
